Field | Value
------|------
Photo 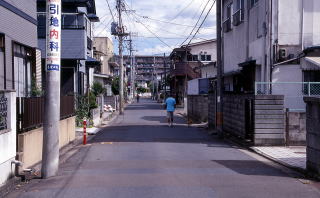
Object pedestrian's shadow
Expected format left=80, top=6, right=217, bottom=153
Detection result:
left=141, top=116, right=186, bottom=124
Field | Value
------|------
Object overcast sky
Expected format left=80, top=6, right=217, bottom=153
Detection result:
left=94, top=0, right=216, bottom=55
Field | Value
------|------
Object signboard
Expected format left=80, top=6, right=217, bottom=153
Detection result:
left=46, top=0, right=61, bottom=72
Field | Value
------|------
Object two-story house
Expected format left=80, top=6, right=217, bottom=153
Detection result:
left=222, top=0, right=320, bottom=109
left=0, top=0, right=38, bottom=187
left=37, top=0, right=99, bottom=96
left=170, top=39, right=217, bottom=104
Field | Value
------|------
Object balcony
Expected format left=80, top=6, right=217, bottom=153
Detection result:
left=233, top=9, right=244, bottom=26
left=170, top=62, right=200, bottom=79
left=37, top=13, right=85, bottom=38
left=223, top=18, right=232, bottom=33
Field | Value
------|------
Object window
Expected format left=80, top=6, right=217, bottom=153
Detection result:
left=233, top=0, right=244, bottom=26
left=200, top=54, right=212, bottom=62
left=14, top=43, right=33, bottom=97
left=223, top=3, right=233, bottom=32
left=201, top=55, right=206, bottom=61
left=250, top=0, right=259, bottom=8
left=192, top=55, right=198, bottom=61
left=0, top=35, right=4, bottom=88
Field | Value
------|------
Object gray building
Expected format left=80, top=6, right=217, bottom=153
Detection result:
left=222, top=0, right=320, bottom=109
left=0, top=0, right=38, bottom=187
left=37, top=0, right=99, bottom=96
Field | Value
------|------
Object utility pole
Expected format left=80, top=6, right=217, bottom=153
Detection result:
left=163, top=53, right=167, bottom=98
left=128, top=34, right=134, bottom=100
left=153, top=56, right=156, bottom=100
left=42, top=0, right=61, bottom=178
left=216, top=0, right=223, bottom=137
left=116, top=0, right=128, bottom=115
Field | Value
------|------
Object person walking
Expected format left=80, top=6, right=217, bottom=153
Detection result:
left=165, top=94, right=176, bottom=127
left=136, top=94, right=140, bottom=103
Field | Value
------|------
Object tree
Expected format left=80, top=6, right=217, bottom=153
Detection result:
left=112, top=77, right=120, bottom=95
left=91, top=81, right=106, bottom=96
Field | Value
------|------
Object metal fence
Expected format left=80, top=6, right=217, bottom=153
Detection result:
left=0, top=94, right=8, bottom=130
left=255, top=82, right=320, bottom=110
left=17, top=96, right=75, bottom=133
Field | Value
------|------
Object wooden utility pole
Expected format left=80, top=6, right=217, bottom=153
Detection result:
left=42, top=0, right=61, bottom=178
left=117, top=0, right=126, bottom=114
left=216, top=0, right=224, bottom=137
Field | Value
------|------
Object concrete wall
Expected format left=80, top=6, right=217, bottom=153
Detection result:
left=0, top=91, right=16, bottom=187
left=93, top=37, right=114, bottom=75
left=201, top=65, right=216, bottom=79
left=223, top=94, right=253, bottom=139
left=188, top=40, right=217, bottom=63
left=272, top=64, right=305, bottom=110
left=0, top=2, right=37, bottom=90
left=254, top=95, right=285, bottom=146
left=187, top=95, right=208, bottom=124
left=17, top=117, right=76, bottom=170
left=286, top=111, right=306, bottom=146
left=304, top=97, right=320, bottom=174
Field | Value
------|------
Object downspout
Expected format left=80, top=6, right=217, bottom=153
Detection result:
left=269, top=0, right=273, bottom=83
left=300, top=0, right=304, bottom=51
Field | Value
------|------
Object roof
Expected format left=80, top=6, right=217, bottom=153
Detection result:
left=182, top=39, right=216, bottom=48
left=305, top=57, right=320, bottom=68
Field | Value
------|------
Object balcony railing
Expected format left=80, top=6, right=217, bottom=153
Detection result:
left=233, top=9, right=244, bottom=26
left=223, top=18, right=232, bottom=33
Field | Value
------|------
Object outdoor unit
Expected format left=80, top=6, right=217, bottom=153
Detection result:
left=278, top=48, right=287, bottom=61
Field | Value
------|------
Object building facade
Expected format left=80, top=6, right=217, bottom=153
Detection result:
left=170, top=39, right=217, bottom=104
left=222, top=0, right=320, bottom=109
left=0, top=0, right=38, bottom=186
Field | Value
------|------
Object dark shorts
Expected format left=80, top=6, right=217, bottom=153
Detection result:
left=167, top=111, right=174, bottom=120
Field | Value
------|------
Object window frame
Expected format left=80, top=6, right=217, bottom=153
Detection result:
left=0, top=34, right=6, bottom=89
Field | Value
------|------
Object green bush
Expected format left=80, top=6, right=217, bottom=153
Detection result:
left=92, top=81, right=106, bottom=96
left=112, top=77, right=120, bottom=95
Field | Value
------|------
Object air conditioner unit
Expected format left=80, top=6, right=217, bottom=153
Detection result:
left=278, top=48, right=287, bottom=60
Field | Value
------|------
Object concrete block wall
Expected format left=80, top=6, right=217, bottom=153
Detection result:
left=254, top=95, right=285, bottom=146
left=286, top=111, right=306, bottom=146
left=0, top=91, right=16, bottom=187
left=17, top=117, right=76, bottom=170
left=304, top=97, right=320, bottom=175
left=187, top=95, right=208, bottom=123
left=223, top=94, right=253, bottom=139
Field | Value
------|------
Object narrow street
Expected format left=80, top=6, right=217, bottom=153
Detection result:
left=7, top=99, right=320, bottom=198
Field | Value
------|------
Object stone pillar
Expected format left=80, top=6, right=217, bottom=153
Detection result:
left=304, top=97, right=320, bottom=174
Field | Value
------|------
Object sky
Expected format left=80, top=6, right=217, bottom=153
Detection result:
left=94, top=0, right=216, bottom=56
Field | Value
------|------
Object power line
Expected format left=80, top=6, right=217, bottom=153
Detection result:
left=186, top=0, right=216, bottom=46
left=123, top=1, right=173, bottom=49
left=171, top=0, right=195, bottom=21
left=136, top=15, right=215, bottom=30
left=180, top=0, right=211, bottom=46
left=106, top=0, right=115, bottom=22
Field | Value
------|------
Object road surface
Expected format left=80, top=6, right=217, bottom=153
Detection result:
left=7, top=99, right=320, bottom=198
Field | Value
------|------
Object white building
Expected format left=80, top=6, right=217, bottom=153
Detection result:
left=222, top=0, right=320, bottom=109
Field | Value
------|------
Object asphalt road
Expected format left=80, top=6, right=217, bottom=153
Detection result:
left=7, top=99, right=320, bottom=198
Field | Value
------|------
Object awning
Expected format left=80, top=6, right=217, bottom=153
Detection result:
left=305, top=57, right=320, bottom=67
left=86, top=56, right=100, bottom=67
left=93, top=73, right=111, bottom=79
left=87, top=14, right=100, bottom=22
left=238, top=60, right=256, bottom=67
